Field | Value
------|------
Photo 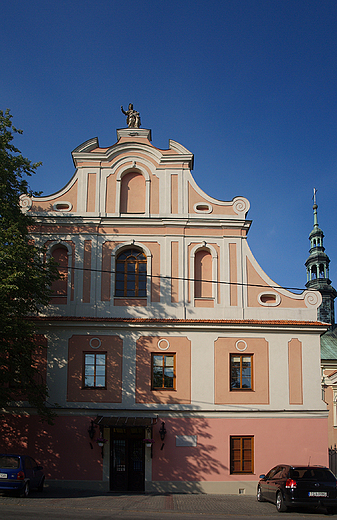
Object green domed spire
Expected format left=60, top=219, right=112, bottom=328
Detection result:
left=305, top=189, right=336, bottom=327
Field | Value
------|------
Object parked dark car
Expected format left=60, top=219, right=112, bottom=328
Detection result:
left=257, top=465, right=337, bottom=513
left=0, top=454, right=45, bottom=497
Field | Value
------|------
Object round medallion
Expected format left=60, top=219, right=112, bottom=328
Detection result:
left=90, top=337, right=101, bottom=349
left=158, top=339, right=170, bottom=351
left=235, top=340, right=247, bottom=352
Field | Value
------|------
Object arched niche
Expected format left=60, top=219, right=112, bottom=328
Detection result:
left=120, top=171, right=146, bottom=214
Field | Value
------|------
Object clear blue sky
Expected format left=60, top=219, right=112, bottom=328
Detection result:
left=2, top=0, right=337, bottom=293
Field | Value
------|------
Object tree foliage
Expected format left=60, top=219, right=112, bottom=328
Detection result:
left=0, top=109, right=59, bottom=423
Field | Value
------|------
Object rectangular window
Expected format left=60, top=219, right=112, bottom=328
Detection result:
left=84, top=352, right=106, bottom=388
left=230, top=436, right=254, bottom=474
left=230, top=354, right=252, bottom=390
left=152, top=353, right=175, bottom=390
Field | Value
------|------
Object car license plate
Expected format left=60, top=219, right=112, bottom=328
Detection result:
left=0, top=473, right=7, bottom=478
left=308, top=492, right=328, bottom=497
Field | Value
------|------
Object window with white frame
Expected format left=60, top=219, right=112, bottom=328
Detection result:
left=83, top=352, right=106, bottom=388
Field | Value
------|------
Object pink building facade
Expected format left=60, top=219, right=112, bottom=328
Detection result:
left=1, top=124, right=329, bottom=494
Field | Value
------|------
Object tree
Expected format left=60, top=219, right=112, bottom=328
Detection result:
left=0, top=109, right=59, bottom=423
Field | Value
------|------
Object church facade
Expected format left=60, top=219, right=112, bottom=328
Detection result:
left=1, top=116, right=329, bottom=494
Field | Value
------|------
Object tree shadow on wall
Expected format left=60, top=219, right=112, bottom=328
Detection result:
left=0, top=414, right=104, bottom=485
left=117, top=323, right=229, bottom=494
left=0, top=256, right=230, bottom=495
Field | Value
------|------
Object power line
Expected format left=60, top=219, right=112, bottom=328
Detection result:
left=1, top=259, right=310, bottom=292
left=60, top=264, right=307, bottom=293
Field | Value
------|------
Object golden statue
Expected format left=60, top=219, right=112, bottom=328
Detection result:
left=121, top=103, right=141, bottom=128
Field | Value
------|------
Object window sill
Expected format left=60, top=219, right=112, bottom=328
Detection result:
left=151, top=388, right=176, bottom=391
left=194, top=298, right=214, bottom=308
left=230, top=388, right=254, bottom=392
left=114, top=298, right=147, bottom=306
left=83, top=387, right=107, bottom=390
left=230, top=472, right=255, bottom=475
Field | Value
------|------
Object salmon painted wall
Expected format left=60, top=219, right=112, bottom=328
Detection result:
left=246, top=258, right=307, bottom=309
left=171, top=174, right=178, bottom=213
left=0, top=415, right=327, bottom=483
left=136, top=336, right=191, bottom=404
left=50, top=247, right=68, bottom=304
left=67, top=334, right=123, bottom=403
left=288, top=339, right=303, bottom=404
left=195, top=250, right=212, bottom=298
left=0, top=415, right=103, bottom=481
left=229, top=243, right=238, bottom=306
left=83, top=240, right=92, bottom=303
left=87, top=173, right=96, bottom=212
left=120, top=172, right=145, bottom=213
left=106, top=174, right=116, bottom=213
left=188, top=182, right=237, bottom=216
left=30, top=179, right=78, bottom=213
left=151, top=417, right=328, bottom=482
left=214, top=337, right=269, bottom=405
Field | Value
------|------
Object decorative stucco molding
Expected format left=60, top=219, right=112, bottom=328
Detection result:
left=233, top=197, right=250, bottom=215
left=304, top=290, right=322, bottom=308
left=19, top=194, right=32, bottom=212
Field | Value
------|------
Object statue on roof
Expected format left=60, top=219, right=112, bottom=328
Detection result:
left=121, top=103, right=141, bottom=128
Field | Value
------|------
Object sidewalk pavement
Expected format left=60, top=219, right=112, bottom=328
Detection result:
left=0, top=488, right=329, bottom=517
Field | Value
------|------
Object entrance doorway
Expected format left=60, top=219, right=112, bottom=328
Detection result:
left=110, top=427, right=145, bottom=492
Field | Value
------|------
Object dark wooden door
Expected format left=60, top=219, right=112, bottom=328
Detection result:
left=110, top=428, right=145, bottom=492
left=127, top=438, right=144, bottom=492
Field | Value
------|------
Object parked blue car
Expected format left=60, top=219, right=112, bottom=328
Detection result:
left=0, top=454, right=45, bottom=497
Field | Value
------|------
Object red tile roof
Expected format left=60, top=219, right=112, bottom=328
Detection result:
left=31, top=316, right=328, bottom=327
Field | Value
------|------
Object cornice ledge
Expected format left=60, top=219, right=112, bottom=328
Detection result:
left=32, top=316, right=329, bottom=333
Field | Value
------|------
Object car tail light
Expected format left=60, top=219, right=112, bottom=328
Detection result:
left=17, top=471, right=25, bottom=480
left=285, top=479, right=297, bottom=489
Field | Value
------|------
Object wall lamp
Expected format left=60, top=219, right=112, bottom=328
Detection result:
left=159, top=421, right=167, bottom=441
left=88, top=420, right=96, bottom=440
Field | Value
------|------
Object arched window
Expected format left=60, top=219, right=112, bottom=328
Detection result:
left=319, top=264, right=325, bottom=278
left=120, top=172, right=145, bottom=213
left=51, top=246, right=68, bottom=304
left=311, top=265, right=317, bottom=280
left=115, top=249, right=147, bottom=297
left=194, top=249, right=212, bottom=298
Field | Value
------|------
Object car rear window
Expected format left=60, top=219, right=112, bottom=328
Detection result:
left=0, top=456, right=20, bottom=469
left=290, top=467, right=336, bottom=482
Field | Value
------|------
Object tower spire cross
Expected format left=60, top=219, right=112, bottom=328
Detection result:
left=313, top=187, right=318, bottom=227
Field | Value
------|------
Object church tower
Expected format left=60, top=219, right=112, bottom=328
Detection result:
left=305, top=189, right=337, bottom=328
